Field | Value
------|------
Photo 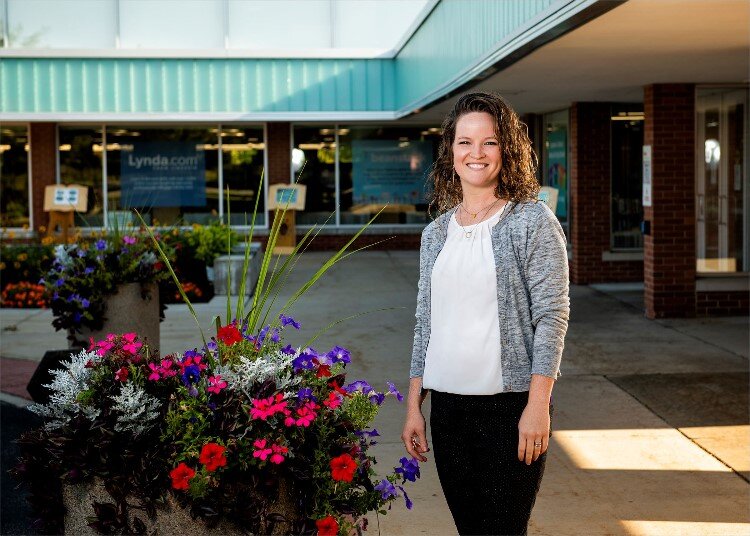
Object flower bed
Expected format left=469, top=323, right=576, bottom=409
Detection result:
left=1, top=281, right=48, bottom=308
left=17, top=321, right=419, bottom=534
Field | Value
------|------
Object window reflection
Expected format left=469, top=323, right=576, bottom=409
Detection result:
left=0, top=126, right=30, bottom=227
left=59, top=127, right=104, bottom=227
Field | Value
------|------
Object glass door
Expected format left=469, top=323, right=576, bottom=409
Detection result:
left=696, top=88, right=749, bottom=273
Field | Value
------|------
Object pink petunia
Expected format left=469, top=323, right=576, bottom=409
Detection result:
left=252, top=439, right=273, bottom=461
left=147, top=363, right=161, bottom=381
left=207, top=375, right=228, bottom=395
left=122, top=341, right=143, bottom=355
left=285, top=401, right=319, bottom=427
left=269, top=444, right=289, bottom=465
left=122, top=332, right=138, bottom=343
left=250, top=394, right=289, bottom=420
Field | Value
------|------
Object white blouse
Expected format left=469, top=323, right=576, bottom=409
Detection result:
left=422, top=204, right=506, bottom=395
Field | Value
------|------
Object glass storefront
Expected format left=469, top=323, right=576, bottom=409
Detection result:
left=610, top=107, right=644, bottom=250
left=293, top=124, right=439, bottom=226
left=696, top=87, right=749, bottom=273
left=542, top=110, right=569, bottom=238
left=221, top=126, right=266, bottom=226
left=59, top=127, right=105, bottom=227
left=0, top=125, right=29, bottom=228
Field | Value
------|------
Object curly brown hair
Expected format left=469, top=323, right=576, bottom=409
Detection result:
left=428, top=92, right=539, bottom=215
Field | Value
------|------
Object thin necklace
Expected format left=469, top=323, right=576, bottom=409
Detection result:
left=461, top=197, right=500, bottom=219
left=457, top=198, right=500, bottom=239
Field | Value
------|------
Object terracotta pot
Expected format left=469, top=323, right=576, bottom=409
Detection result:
left=68, top=282, right=160, bottom=351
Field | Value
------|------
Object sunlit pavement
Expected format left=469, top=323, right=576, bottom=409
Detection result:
left=1, top=251, right=748, bottom=535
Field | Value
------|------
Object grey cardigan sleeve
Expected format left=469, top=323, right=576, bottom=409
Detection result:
left=409, top=228, right=430, bottom=378
left=524, top=203, right=570, bottom=379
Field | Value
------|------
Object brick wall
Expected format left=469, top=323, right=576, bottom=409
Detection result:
left=570, top=103, right=643, bottom=284
left=29, top=123, right=57, bottom=231
left=696, top=291, right=750, bottom=317
left=266, top=123, right=291, bottom=185
left=643, top=84, right=696, bottom=318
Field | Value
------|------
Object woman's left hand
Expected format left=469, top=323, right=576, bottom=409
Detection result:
left=517, top=401, right=550, bottom=465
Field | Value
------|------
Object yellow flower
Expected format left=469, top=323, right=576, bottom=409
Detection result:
left=38, top=225, right=47, bottom=233
left=22, top=224, right=29, bottom=230
left=41, top=236, right=54, bottom=245
left=18, top=253, right=28, bottom=261
left=7, top=231, right=15, bottom=239
left=13, top=261, right=20, bottom=268
left=172, top=229, right=179, bottom=236
left=0, top=262, right=5, bottom=270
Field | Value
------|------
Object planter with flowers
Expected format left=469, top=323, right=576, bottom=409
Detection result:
left=40, top=231, right=173, bottom=349
left=16, top=186, right=420, bottom=534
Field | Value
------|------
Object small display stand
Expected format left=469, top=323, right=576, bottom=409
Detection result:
left=43, top=185, right=88, bottom=242
left=267, top=184, right=306, bottom=255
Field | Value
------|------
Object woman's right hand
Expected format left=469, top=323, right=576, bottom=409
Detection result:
left=402, top=377, right=430, bottom=462
left=402, top=410, right=429, bottom=462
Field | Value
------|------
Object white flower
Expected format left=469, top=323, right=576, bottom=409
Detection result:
left=28, top=349, right=100, bottom=429
left=110, top=382, right=161, bottom=437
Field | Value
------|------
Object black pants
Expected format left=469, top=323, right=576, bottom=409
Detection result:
left=430, top=390, right=550, bottom=536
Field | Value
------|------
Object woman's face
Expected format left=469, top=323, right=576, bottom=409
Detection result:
left=452, top=111, right=502, bottom=192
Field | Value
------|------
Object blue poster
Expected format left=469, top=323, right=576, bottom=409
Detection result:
left=120, top=142, right=206, bottom=207
left=351, top=140, right=431, bottom=205
left=547, top=130, right=567, bottom=218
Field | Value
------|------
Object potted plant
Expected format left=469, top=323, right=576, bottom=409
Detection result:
left=40, top=230, right=173, bottom=349
left=189, top=221, right=239, bottom=282
left=16, top=183, right=420, bottom=534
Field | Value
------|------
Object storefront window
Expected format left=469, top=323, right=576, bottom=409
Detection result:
left=0, top=125, right=30, bottom=227
left=221, top=126, right=266, bottom=226
left=542, top=110, right=569, bottom=237
left=59, top=127, right=105, bottom=227
left=293, top=126, right=336, bottom=225
left=106, top=127, right=219, bottom=227
left=339, top=126, right=436, bottom=225
left=611, top=107, right=644, bottom=249
left=696, top=88, right=749, bottom=273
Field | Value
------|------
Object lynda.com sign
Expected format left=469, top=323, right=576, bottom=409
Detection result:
left=120, top=142, right=206, bottom=208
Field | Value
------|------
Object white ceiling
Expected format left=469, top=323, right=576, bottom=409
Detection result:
left=401, top=0, right=750, bottom=123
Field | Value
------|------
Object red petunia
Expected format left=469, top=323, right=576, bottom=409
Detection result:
left=316, top=364, right=332, bottom=378
left=199, top=442, right=227, bottom=472
left=316, top=515, right=339, bottom=536
left=114, top=366, right=129, bottom=382
left=330, top=453, right=357, bottom=482
left=169, top=462, right=195, bottom=490
left=217, top=324, right=242, bottom=346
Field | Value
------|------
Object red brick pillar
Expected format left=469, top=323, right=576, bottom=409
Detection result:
left=643, top=84, right=696, bottom=318
left=266, top=123, right=291, bottom=186
left=569, top=103, right=611, bottom=284
left=29, top=123, right=57, bottom=232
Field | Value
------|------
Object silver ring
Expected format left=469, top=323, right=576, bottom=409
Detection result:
left=534, top=442, right=542, bottom=448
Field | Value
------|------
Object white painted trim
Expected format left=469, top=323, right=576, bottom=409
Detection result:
left=696, top=275, right=750, bottom=292
left=0, top=47, right=395, bottom=59
left=394, top=0, right=599, bottom=118
left=602, top=250, right=644, bottom=262
left=392, top=0, right=441, bottom=56
left=1, top=112, right=400, bottom=122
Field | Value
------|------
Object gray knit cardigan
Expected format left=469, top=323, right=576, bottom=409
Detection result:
left=409, top=200, right=570, bottom=392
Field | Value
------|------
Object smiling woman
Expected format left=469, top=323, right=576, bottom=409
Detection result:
left=402, top=92, right=569, bottom=536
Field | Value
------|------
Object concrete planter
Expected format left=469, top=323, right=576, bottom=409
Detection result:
left=213, top=243, right=263, bottom=296
left=63, top=478, right=298, bottom=535
left=68, top=282, right=160, bottom=350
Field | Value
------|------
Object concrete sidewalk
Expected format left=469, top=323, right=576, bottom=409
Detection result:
left=1, top=251, right=748, bottom=535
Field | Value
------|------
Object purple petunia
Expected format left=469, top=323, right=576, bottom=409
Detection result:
left=38, top=278, right=45, bottom=285
left=258, top=325, right=270, bottom=342
left=279, top=314, right=301, bottom=329
left=374, top=479, right=398, bottom=500
left=397, top=485, right=413, bottom=510
left=73, top=312, right=82, bottom=323
left=81, top=298, right=90, bottom=309
left=354, top=428, right=380, bottom=438
left=326, top=346, right=351, bottom=365
left=56, top=278, right=65, bottom=287
left=281, top=344, right=296, bottom=355
left=76, top=249, right=86, bottom=258
left=181, top=364, right=201, bottom=386
left=369, top=392, right=386, bottom=406
left=296, top=387, right=317, bottom=402
left=270, top=328, right=280, bottom=343
left=84, top=266, right=94, bottom=275
left=386, top=381, right=403, bottom=402
left=394, top=457, right=420, bottom=483
left=345, top=380, right=374, bottom=395
left=292, top=348, right=318, bottom=371
left=95, top=239, right=107, bottom=251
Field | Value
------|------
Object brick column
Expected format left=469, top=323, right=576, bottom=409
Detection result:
left=266, top=123, right=291, bottom=186
left=569, top=103, right=611, bottom=284
left=643, top=84, right=696, bottom=318
left=29, top=123, right=57, bottom=232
